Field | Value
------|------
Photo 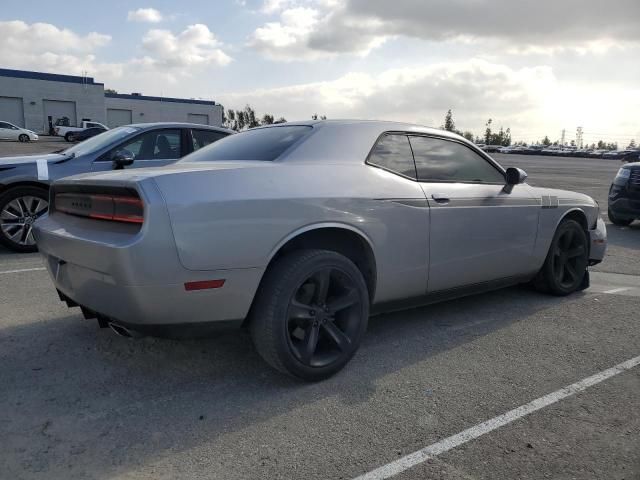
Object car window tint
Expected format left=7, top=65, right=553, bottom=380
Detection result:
left=192, top=129, right=227, bottom=151
left=367, top=134, right=417, bottom=179
left=116, top=129, right=182, bottom=160
left=409, top=136, right=504, bottom=183
left=183, top=126, right=311, bottom=162
left=0, top=122, right=9, bottom=129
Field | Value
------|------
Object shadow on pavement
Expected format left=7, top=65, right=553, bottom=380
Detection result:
left=0, top=285, right=581, bottom=479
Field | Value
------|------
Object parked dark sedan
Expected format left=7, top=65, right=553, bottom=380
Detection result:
left=0, top=122, right=233, bottom=252
left=608, top=162, right=640, bottom=226
left=69, top=126, right=107, bottom=142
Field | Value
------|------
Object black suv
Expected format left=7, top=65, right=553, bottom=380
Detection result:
left=608, top=161, right=640, bottom=226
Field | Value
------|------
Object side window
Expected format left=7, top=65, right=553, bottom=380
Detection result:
left=0, top=122, right=9, bottom=129
left=192, top=130, right=227, bottom=151
left=409, top=136, right=504, bottom=183
left=367, top=134, right=417, bottom=179
left=115, top=129, right=182, bottom=161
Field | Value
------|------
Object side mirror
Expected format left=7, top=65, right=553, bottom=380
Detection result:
left=112, top=150, right=134, bottom=170
left=503, top=167, right=528, bottom=193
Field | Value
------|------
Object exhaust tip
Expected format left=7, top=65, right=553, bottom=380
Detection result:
left=108, top=322, right=143, bottom=339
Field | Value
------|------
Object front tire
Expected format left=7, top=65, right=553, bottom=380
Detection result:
left=608, top=208, right=633, bottom=226
left=249, top=249, right=369, bottom=381
left=0, top=186, right=49, bottom=253
left=18, top=134, right=29, bottom=143
left=534, top=219, right=589, bottom=296
left=65, top=133, right=74, bottom=142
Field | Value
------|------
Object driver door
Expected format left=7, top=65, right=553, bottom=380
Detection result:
left=91, top=128, right=184, bottom=172
left=408, top=135, right=540, bottom=292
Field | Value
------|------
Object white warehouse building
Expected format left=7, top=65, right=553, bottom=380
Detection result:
left=0, top=68, right=223, bottom=134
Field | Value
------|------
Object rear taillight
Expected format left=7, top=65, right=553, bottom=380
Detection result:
left=55, top=193, right=144, bottom=224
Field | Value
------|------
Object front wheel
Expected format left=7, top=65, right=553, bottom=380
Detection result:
left=0, top=186, right=49, bottom=252
left=608, top=208, right=633, bottom=226
left=249, top=249, right=369, bottom=381
left=64, top=133, right=74, bottom=142
left=534, top=219, right=589, bottom=296
left=18, top=134, right=29, bottom=143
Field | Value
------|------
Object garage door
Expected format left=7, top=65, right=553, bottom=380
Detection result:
left=43, top=100, right=77, bottom=129
left=107, top=109, right=133, bottom=128
left=188, top=113, right=209, bottom=125
left=0, top=97, right=25, bottom=127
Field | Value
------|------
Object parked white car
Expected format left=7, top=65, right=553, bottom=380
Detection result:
left=55, top=121, right=109, bottom=142
left=0, top=121, right=39, bottom=142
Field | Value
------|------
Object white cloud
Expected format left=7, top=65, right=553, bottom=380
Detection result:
left=127, top=8, right=163, bottom=23
left=249, top=5, right=387, bottom=60
left=137, top=24, right=232, bottom=69
left=219, top=59, right=554, bottom=131
left=0, top=20, right=110, bottom=55
left=0, top=20, right=231, bottom=90
left=0, top=20, right=119, bottom=79
left=250, top=0, right=640, bottom=61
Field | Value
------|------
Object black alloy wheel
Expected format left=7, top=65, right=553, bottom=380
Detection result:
left=286, top=267, right=363, bottom=368
left=250, top=249, right=369, bottom=381
left=534, top=219, right=589, bottom=296
left=18, top=134, right=29, bottom=143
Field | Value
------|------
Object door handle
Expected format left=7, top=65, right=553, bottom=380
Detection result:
left=431, top=194, right=450, bottom=204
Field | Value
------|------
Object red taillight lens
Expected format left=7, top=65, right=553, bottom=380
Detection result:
left=55, top=193, right=144, bottom=224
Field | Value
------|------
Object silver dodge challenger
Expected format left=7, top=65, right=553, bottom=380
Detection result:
left=34, top=120, right=607, bottom=380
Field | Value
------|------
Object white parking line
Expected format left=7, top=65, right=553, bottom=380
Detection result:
left=602, top=287, right=630, bottom=294
left=353, top=355, right=640, bottom=480
left=0, top=267, right=46, bottom=275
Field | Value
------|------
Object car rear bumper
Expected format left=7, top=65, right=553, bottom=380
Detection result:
left=589, top=217, right=607, bottom=265
left=42, top=252, right=262, bottom=328
left=33, top=202, right=263, bottom=331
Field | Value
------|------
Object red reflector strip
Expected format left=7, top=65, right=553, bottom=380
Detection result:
left=184, top=279, right=226, bottom=291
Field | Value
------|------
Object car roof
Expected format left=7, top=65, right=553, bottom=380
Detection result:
left=249, top=119, right=480, bottom=164
left=126, top=122, right=235, bottom=134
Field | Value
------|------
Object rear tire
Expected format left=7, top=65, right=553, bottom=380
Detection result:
left=0, top=186, right=49, bottom=253
left=608, top=208, right=633, bottom=226
left=533, top=219, right=589, bottom=296
left=18, top=134, right=29, bottom=143
left=249, top=249, right=369, bottom=381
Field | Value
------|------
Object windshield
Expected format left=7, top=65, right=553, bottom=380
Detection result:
left=181, top=125, right=312, bottom=162
left=61, top=126, right=140, bottom=157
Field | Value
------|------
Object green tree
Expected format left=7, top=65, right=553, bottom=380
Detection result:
left=443, top=109, right=456, bottom=132
left=462, top=131, right=474, bottom=141
left=484, top=119, right=493, bottom=145
left=628, top=139, right=636, bottom=149
left=542, top=136, right=551, bottom=146
left=261, top=114, right=274, bottom=125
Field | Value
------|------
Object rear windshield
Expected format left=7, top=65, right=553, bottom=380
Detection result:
left=182, top=125, right=312, bottom=162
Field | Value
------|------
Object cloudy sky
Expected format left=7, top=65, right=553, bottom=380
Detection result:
left=1, top=0, right=639, bottom=144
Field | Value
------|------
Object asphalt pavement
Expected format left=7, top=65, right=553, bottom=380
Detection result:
left=0, top=147, right=638, bottom=480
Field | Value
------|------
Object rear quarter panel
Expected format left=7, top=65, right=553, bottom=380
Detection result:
left=153, top=162, right=431, bottom=303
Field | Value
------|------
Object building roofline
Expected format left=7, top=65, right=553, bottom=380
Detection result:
left=105, top=93, right=216, bottom=106
left=0, top=68, right=103, bottom=86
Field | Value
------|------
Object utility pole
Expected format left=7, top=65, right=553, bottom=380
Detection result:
left=576, top=127, right=584, bottom=149
left=561, top=129, right=566, bottom=146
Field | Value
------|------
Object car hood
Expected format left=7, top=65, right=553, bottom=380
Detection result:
left=0, top=153, right=68, bottom=166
